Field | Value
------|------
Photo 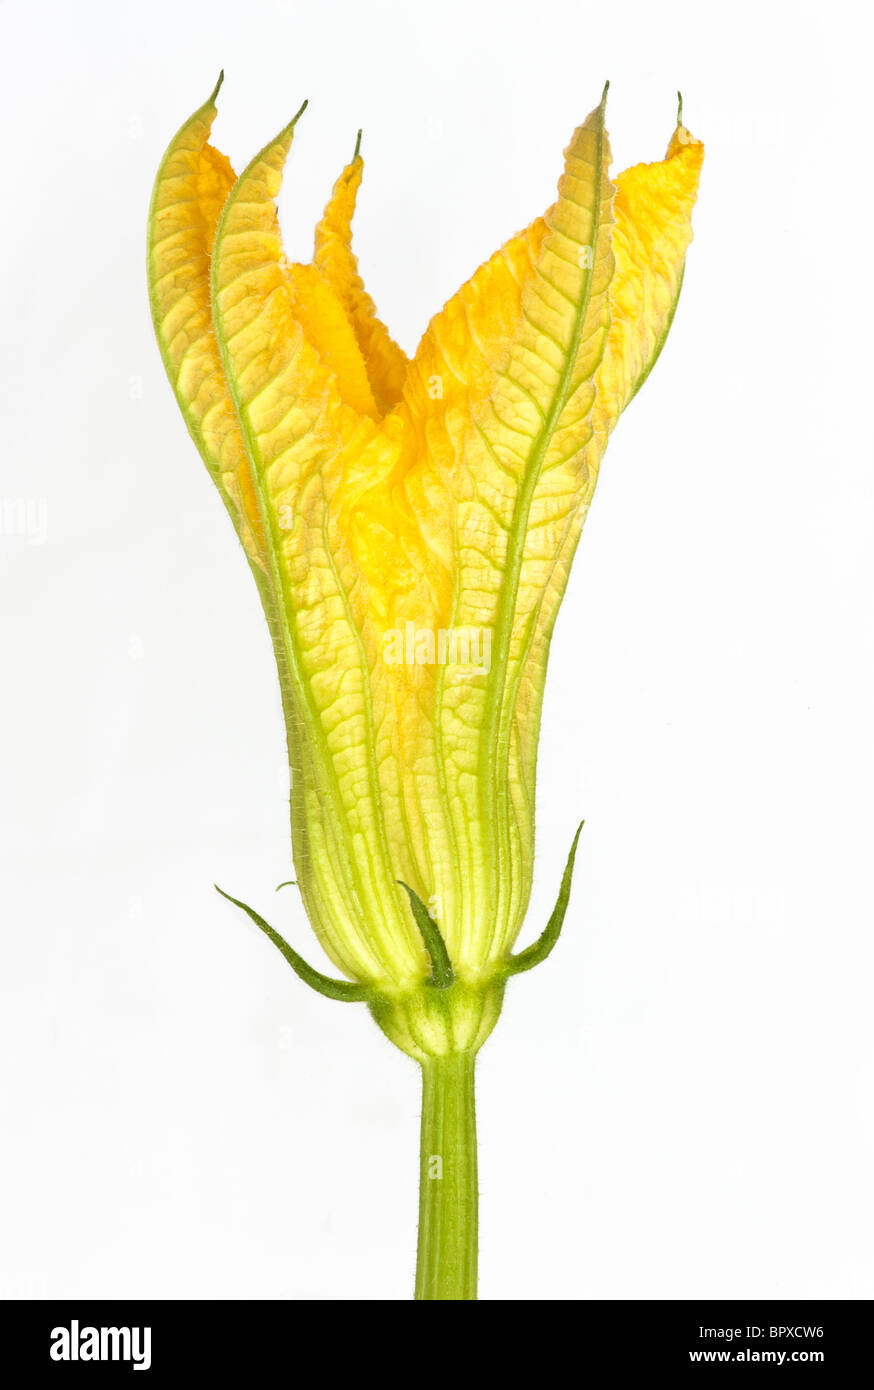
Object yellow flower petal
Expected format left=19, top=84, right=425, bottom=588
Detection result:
left=146, top=76, right=264, bottom=569
left=286, top=260, right=379, bottom=418
left=594, top=115, right=704, bottom=446
left=314, top=146, right=409, bottom=413
left=501, top=118, right=704, bottom=951
left=377, top=94, right=616, bottom=971
left=211, top=115, right=428, bottom=987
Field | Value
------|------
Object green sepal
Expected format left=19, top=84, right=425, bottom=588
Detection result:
left=397, top=882, right=454, bottom=989
left=503, top=821, right=584, bottom=977
left=275, top=880, right=297, bottom=892
left=215, top=885, right=371, bottom=1003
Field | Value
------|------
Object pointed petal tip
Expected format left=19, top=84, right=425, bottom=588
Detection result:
left=209, top=69, right=225, bottom=105
left=581, top=81, right=609, bottom=132
left=677, top=89, right=684, bottom=125
left=277, top=97, right=308, bottom=138
left=273, top=98, right=309, bottom=149
left=353, top=128, right=363, bottom=160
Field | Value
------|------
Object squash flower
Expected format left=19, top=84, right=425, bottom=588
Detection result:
left=147, top=75, right=702, bottom=1301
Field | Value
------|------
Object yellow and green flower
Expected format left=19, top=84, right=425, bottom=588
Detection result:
left=147, top=75, right=702, bottom=1300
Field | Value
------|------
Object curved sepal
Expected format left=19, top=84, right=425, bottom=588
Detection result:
left=215, top=886, right=371, bottom=1003
left=397, top=883, right=454, bottom=989
left=503, top=822, right=583, bottom=977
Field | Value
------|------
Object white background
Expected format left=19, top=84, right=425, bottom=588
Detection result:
left=2, top=0, right=872, bottom=1301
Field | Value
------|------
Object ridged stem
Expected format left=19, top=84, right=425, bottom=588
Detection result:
left=415, top=1050, right=478, bottom=1300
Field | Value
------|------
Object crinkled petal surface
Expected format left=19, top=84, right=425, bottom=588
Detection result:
left=314, top=149, right=410, bottom=413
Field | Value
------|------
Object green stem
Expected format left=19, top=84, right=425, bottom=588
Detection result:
left=415, top=1050, right=478, bottom=1300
